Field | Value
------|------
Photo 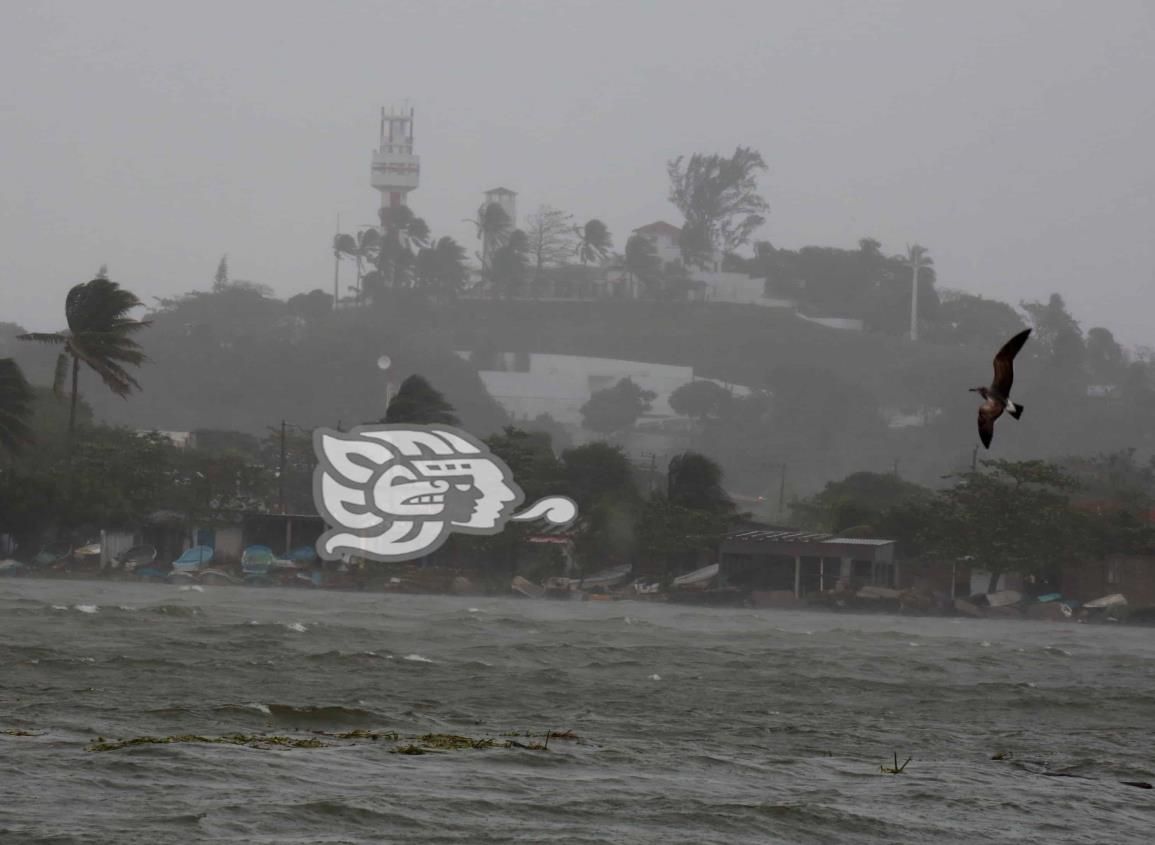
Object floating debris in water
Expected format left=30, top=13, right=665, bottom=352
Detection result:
left=285, top=622, right=307, bottom=633
left=2, top=728, right=44, bottom=737
left=880, top=752, right=912, bottom=774
left=178, top=585, right=205, bottom=593
left=86, top=733, right=327, bottom=752
left=649, top=674, right=662, bottom=681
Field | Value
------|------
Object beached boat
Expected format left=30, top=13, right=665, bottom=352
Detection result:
left=986, top=590, right=1022, bottom=608
left=511, top=576, right=545, bottom=599
left=1084, top=593, right=1126, bottom=609
left=577, top=564, right=632, bottom=589
left=671, top=563, right=718, bottom=588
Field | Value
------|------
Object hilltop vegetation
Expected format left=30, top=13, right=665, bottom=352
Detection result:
left=4, top=276, right=1153, bottom=501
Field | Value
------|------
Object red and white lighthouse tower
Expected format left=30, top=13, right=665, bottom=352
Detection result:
left=370, top=105, right=419, bottom=210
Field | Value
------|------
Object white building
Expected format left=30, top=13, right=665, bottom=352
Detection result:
left=630, top=221, right=796, bottom=309
left=631, top=221, right=684, bottom=266
left=456, top=351, right=751, bottom=428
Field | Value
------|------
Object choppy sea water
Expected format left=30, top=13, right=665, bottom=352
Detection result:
left=1, top=579, right=1153, bottom=844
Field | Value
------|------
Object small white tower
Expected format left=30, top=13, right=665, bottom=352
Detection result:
left=371, top=106, right=420, bottom=210
left=483, top=187, right=517, bottom=229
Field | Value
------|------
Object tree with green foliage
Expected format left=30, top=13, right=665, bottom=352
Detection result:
left=413, top=236, right=470, bottom=304
left=367, top=206, right=430, bottom=295
left=287, top=289, right=334, bottom=322
left=19, top=278, right=150, bottom=447
left=383, top=374, right=459, bottom=426
left=669, top=379, right=732, bottom=422
left=213, top=255, right=229, bottom=291
left=791, top=471, right=933, bottom=555
left=579, top=378, right=656, bottom=436
left=1085, top=327, right=1126, bottom=382
left=666, top=451, right=734, bottom=514
left=1022, top=293, right=1084, bottom=371
left=919, top=459, right=1087, bottom=594
left=667, top=146, right=769, bottom=263
left=0, top=358, right=34, bottom=454
left=468, top=202, right=513, bottom=291
left=931, top=290, right=1027, bottom=348
left=561, top=441, right=640, bottom=569
left=491, top=229, right=530, bottom=299
left=623, top=234, right=661, bottom=298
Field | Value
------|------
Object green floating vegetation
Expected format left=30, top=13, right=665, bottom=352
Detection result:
left=312, top=729, right=400, bottom=741
left=86, top=728, right=575, bottom=754
left=2, top=728, right=44, bottom=737
left=87, top=733, right=327, bottom=752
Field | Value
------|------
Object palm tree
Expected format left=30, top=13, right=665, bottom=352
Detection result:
left=375, top=206, right=430, bottom=291
left=491, top=229, right=529, bottom=299
left=903, top=244, right=933, bottom=342
left=624, top=234, right=660, bottom=298
left=466, top=202, right=513, bottom=290
left=575, top=219, right=613, bottom=266
left=413, top=236, right=470, bottom=304
left=332, top=233, right=357, bottom=303
left=19, top=278, right=150, bottom=446
left=334, top=229, right=381, bottom=302
left=0, top=358, right=34, bottom=454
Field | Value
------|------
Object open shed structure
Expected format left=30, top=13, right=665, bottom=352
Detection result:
left=718, top=523, right=896, bottom=599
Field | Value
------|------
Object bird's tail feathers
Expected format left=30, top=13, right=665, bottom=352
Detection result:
left=1009, top=402, right=1024, bottom=420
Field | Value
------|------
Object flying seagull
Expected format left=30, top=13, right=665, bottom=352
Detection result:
left=971, top=328, right=1031, bottom=449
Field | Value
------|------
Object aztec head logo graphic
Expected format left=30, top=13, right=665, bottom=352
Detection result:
left=312, top=424, right=578, bottom=562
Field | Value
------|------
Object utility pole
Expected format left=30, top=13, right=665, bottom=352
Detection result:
left=278, top=420, right=287, bottom=515
left=778, top=462, right=787, bottom=517
left=333, top=213, right=341, bottom=306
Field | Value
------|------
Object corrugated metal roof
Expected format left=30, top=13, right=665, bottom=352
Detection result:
left=726, top=528, right=834, bottom=543
left=724, top=524, right=894, bottom=546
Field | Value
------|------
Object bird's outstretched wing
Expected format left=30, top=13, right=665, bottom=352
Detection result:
left=977, top=407, right=996, bottom=449
left=992, top=328, right=1032, bottom=396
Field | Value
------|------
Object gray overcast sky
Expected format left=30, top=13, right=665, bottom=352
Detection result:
left=3, top=1, right=1153, bottom=345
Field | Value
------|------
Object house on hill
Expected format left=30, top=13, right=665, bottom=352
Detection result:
left=629, top=221, right=796, bottom=309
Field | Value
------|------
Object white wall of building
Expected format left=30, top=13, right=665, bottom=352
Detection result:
left=458, top=351, right=752, bottom=427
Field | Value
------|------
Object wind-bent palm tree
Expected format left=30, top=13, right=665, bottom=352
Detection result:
left=903, top=244, right=933, bottom=342
left=334, top=228, right=381, bottom=301
left=374, top=206, right=430, bottom=292
left=575, top=219, right=613, bottom=266
left=19, top=278, right=150, bottom=446
left=624, top=234, right=660, bottom=298
left=0, top=357, right=34, bottom=454
left=466, top=203, right=513, bottom=290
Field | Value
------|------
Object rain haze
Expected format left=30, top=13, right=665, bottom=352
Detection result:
left=3, top=0, right=1154, bottom=344
left=4, top=3, right=1155, bottom=844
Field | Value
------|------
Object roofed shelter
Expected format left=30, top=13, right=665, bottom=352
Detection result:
left=718, top=523, right=896, bottom=600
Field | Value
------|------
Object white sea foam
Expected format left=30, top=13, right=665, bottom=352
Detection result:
left=285, top=622, right=307, bottom=633
left=649, top=673, right=662, bottom=681
left=179, top=585, right=205, bottom=593
left=403, top=654, right=433, bottom=663
left=74, top=605, right=98, bottom=614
